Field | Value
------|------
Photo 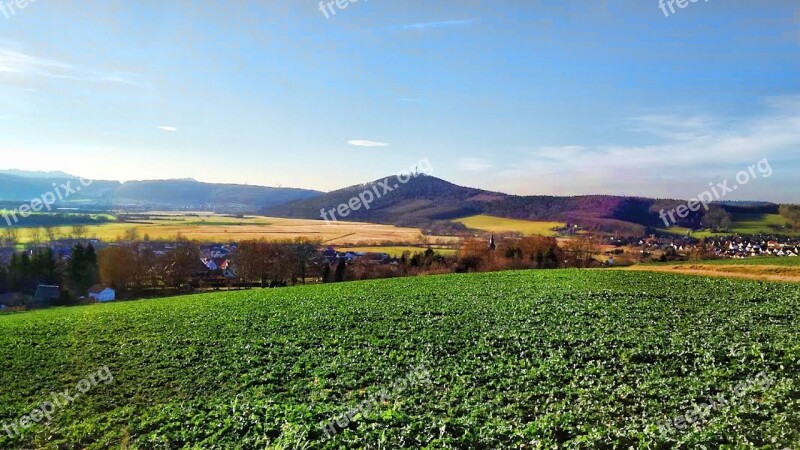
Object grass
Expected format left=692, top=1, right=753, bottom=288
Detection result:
left=11, top=213, right=458, bottom=246
left=454, top=214, right=564, bottom=236
left=731, top=213, right=798, bottom=235
left=0, top=270, right=798, bottom=448
left=658, top=213, right=799, bottom=237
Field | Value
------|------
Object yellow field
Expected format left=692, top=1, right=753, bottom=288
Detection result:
left=15, top=213, right=460, bottom=246
left=339, top=246, right=458, bottom=257
left=628, top=263, right=800, bottom=283
left=454, top=215, right=564, bottom=236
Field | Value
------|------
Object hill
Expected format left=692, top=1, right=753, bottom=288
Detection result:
left=112, top=179, right=322, bottom=210
left=0, top=173, right=120, bottom=203
left=0, top=169, right=77, bottom=179
left=265, top=175, right=798, bottom=236
left=265, top=175, right=489, bottom=233
left=0, top=270, right=797, bottom=448
left=264, top=175, right=689, bottom=235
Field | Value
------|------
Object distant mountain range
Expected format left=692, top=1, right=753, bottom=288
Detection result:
left=0, top=169, right=786, bottom=235
left=0, top=169, right=77, bottom=179
left=0, top=172, right=321, bottom=211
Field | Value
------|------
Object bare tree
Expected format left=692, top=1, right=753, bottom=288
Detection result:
left=71, top=224, right=88, bottom=240
left=123, top=227, right=140, bottom=242
left=2, top=227, right=20, bottom=247
left=44, top=226, right=59, bottom=243
left=29, top=227, right=43, bottom=245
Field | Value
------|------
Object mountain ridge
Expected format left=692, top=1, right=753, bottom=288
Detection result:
left=0, top=169, right=787, bottom=235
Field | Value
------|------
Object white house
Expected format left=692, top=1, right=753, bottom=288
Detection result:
left=88, top=285, right=116, bottom=302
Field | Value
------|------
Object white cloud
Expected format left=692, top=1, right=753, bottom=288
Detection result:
left=158, top=126, right=177, bottom=132
left=458, top=157, right=494, bottom=172
left=0, top=47, right=146, bottom=88
left=348, top=140, right=388, bottom=147
left=402, top=19, right=476, bottom=30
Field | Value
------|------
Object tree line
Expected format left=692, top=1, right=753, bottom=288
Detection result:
left=1, top=234, right=602, bottom=307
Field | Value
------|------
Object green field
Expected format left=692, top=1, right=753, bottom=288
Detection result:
left=659, top=213, right=799, bottom=238
left=454, top=215, right=564, bottom=236
left=1, top=270, right=799, bottom=448
left=657, top=257, right=800, bottom=267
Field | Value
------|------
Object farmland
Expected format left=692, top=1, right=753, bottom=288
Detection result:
left=10, top=212, right=458, bottom=246
left=1, top=270, right=798, bottom=449
left=631, top=257, right=800, bottom=283
left=339, top=246, right=458, bottom=257
left=454, top=215, right=564, bottom=236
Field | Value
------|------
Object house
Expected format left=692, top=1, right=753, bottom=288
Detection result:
left=201, top=257, right=229, bottom=271
left=88, top=285, right=116, bottom=302
left=31, top=285, right=60, bottom=308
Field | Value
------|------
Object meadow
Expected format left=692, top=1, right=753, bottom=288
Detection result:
left=658, top=214, right=799, bottom=238
left=0, top=270, right=798, bottom=449
left=454, top=215, right=564, bottom=236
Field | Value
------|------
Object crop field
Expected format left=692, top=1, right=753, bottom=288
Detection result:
left=632, top=257, right=800, bottom=283
left=1, top=270, right=798, bottom=449
left=12, top=213, right=457, bottom=246
left=454, top=215, right=565, bottom=236
left=660, top=257, right=800, bottom=267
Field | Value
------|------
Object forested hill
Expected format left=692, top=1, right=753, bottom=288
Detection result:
left=264, top=174, right=778, bottom=235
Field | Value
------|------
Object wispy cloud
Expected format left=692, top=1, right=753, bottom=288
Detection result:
left=0, top=47, right=146, bottom=88
left=348, top=140, right=388, bottom=147
left=458, top=157, right=494, bottom=173
left=158, top=126, right=177, bottom=132
left=630, top=114, right=716, bottom=141
left=401, top=19, right=476, bottom=30
left=485, top=96, right=800, bottom=201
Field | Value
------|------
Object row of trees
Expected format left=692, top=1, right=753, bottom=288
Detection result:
left=0, top=243, right=99, bottom=305
left=779, top=205, right=800, bottom=230
left=2, top=233, right=606, bottom=305
left=1, top=225, right=92, bottom=247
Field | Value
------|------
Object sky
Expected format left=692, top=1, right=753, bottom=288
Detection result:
left=0, top=0, right=798, bottom=202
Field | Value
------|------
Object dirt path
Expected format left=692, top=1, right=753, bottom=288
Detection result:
left=627, top=264, right=800, bottom=284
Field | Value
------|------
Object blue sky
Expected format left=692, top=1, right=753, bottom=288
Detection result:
left=0, top=0, right=798, bottom=201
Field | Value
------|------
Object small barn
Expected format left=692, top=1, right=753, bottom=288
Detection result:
left=88, top=285, right=116, bottom=302
left=31, top=285, right=60, bottom=308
